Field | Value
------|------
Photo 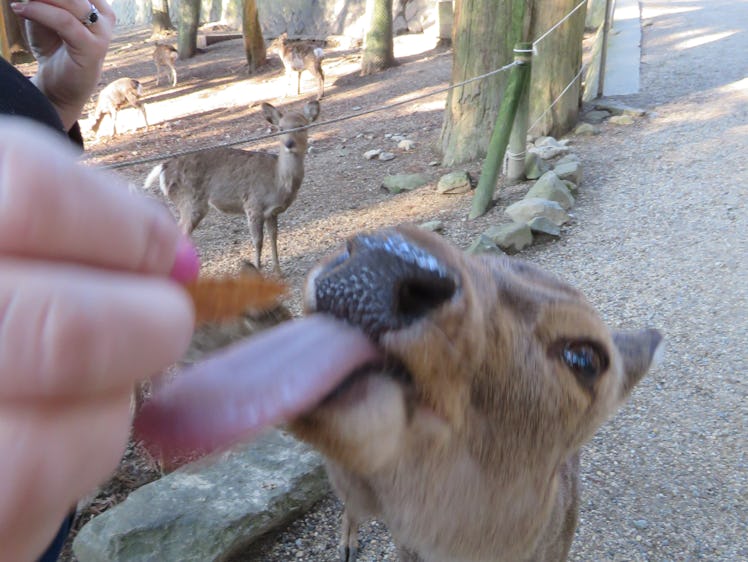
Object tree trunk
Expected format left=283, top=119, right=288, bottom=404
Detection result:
left=361, top=0, right=396, bottom=76
left=151, top=0, right=175, bottom=35
left=243, top=0, right=266, bottom=73
left=0, top=3, right=33, bottom=63
left=528, top=0, right=587, bottom=138
left=439, top=0, right=523, bottom=166
left=178, top=0, right=200, bottom=59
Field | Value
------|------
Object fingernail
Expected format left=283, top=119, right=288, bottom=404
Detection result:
left=169, top=236, right=200, bottom=283
left=10, top=3, right=24, bottom=14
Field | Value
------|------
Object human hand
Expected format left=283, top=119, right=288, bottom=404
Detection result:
left=10, top=0, right=116, bottom=130
left=0, top=117, right=197, bottom=561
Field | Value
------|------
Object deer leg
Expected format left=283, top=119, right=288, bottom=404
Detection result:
left=296, top=71, right=302, bottom=96
left=246, top=210, right=264, bottom=271
left=338, top=508, right=360, bottom=562
left=170, top=65, right=178, bottom=87
left=111, top=111, right=118, bottom=137
left=316, top=63, right=324, bottom=100
left=177, top=201, right=207, bottom=235
left=266, top=214, right=281, bottom=275
left=155, top=64, right=161, bottom=86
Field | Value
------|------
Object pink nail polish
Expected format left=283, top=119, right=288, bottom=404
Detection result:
left=169, top=236, right=200, bottom=283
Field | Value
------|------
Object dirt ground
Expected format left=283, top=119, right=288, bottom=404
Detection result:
left=18, top=24, right=544, bottom=561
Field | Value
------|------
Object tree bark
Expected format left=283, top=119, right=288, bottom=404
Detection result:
left=527, top=0, right=587, bottom=138
left=178, top=0, right=200, bottom=59
left=151, top=0, right=175, bottom=35
left=243, top=0, right=266, bottom=73
left=361, top=0, right=396, bottom=76
left=439, top=0, right=522, bottom=166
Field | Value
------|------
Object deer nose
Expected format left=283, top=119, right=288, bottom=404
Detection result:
left=313, top=230, right=458, bottom=339
left=284, top=139, right=296, bottom=150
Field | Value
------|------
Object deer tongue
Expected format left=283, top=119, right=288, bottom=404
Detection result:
left=134, top=315, right=381, bottom=458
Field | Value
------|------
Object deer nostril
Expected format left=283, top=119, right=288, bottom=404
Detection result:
left=396, top=276, right=456, bottom=322
left=284, top=139, right=296, bottom=150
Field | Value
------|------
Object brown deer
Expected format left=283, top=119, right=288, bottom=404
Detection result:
left=270, top=32, right=325, bottom=100
left=143, top=101, right=320, bottom=275
left=153, top=43, right=178, bottom=87
left=90, top=77, right=149, bottom=138
left=289, top=225, right=663, bottom=562
left=134, top=226, right=662, bottom=562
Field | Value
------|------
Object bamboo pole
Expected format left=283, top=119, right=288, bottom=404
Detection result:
left=505, top=42, right=533, bottom=182
left=469, top=44, right=532, bottom=219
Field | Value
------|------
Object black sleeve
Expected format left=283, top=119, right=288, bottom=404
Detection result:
left=0, top=57, right=84, bottom=151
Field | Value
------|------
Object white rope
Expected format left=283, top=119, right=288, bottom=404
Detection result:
left=528, top=65, right=585, bottom=133
left=97, top=60, right=520, bottom=171
left=532, top=0, right=588, bottom=52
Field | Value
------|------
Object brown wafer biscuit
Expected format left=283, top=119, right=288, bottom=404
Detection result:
left=185, top=275, right=286, bottom=324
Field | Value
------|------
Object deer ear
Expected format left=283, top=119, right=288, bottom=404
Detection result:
left=612, top=328, right=664, bottom=398
left=262, top=103, right=282, bottom=125
left=304, top=101, right=320, bottom=123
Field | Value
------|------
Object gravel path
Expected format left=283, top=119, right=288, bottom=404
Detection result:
left=248, top=2, right=747, bottom=560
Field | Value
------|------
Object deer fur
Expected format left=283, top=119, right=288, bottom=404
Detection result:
left=270, top=32, right=325, bottom=100
left=291, top=225, right=663, bottom=562
left=153, top=43, right=179, bottom=87
left=90, top=77, right=148, bottom=138
left=143, top=101, right=320, bottom=274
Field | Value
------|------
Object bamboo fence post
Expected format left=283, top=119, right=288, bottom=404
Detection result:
left=469, top=44, right=532, bottom=219
left=505, top=42, right=533, bottom=182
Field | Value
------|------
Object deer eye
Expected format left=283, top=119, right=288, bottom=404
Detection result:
left=562, top=341, right=608, bottom=380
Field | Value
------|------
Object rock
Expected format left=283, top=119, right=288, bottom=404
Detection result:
left=307, top=146, right=321, bottom=155
left=384, top=133, right=393, bottom=139
left=467, top=235, right=505, bottom=256
left=337, top=148, right=351, bottom=158
left=534, top=136, right=570, bottom=148
left=381, top=173, right=431, bottom=194
left=419, top=220, right=444, bottom=232
left=397, top=139, right=416, bottom=151
left=364, top=134, right=375, bottom=140
left=436, top=171, right=473, bottom=194
left=632, top=519, right=650, bottom=530
left=609, top=114, right=635, bottom=125
left=379, top=151, right=396, bottom=161
left=391, top=134, right=407, bottom=142
left=505, top=198, right=571, bottom=226
left=573, top=122, right=599, bottom=136
left=483, top=223, right=533, bottom=253
left=352, top=105, right=362, bottom=111
left=525, top=152, right=552, bottom=179
left=555, top=153, right=580, bottom=167
left=593, top=99, right=647, bottom=117
left=526, top=172, right=575, bottom=210
left=528, top=216, right=561, bottom=237
left=428, top=160, right=440, bottom=167
left=364, top=149, right=381, bottom=160
left=73, top=431, right=328, bottom=562
left=529, top=144, right=569, bottom=160
left=584, top=109, right=610, bottom=124
left=553, top=160, right=583, bottom=185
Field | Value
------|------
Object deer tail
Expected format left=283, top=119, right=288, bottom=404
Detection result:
left=144, top=163, right=164, bottom=192
left=313, top=47, right=324, bottom=60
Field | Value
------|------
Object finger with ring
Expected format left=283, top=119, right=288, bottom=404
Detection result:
left=80, top=3, right=99, bottom=26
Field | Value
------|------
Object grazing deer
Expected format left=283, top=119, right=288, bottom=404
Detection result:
left=153, top=43, right=179, bottom=87
left=90, top=77, right=148, bottom=138
left=288, top=225, right=663, bottom=562
left=270, top=32, right=325, bottom=100
left=143, top=101, right=320, bottom=275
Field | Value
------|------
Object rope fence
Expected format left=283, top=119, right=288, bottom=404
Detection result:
left=95, top=1, right=590, bottom=171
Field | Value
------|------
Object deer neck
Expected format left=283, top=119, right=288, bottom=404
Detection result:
left=276, top=150, right=305, bottom=196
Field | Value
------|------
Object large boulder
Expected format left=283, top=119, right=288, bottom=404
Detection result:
left=483, top=223, right=533, bottom=253
left=73, top=431, right=328, bottom=562
left=526, top=172, right=575, bottom=210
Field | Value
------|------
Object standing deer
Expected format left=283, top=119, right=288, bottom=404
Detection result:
left=143, top=101, right=320, bottom=275
left=153, top=43, right=179, bottom=87
left=270, top=32, right=325, bottom=100
left=90, top=77, right=149, bottom=138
